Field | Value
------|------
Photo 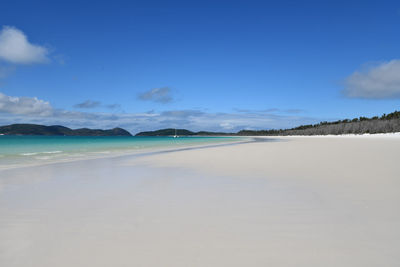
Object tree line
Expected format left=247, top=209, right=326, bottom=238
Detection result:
left=238, top=110, right=400, bottom=136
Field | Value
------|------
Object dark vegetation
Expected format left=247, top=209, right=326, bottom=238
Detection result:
left=0, top=124, right=132, bottom=136
left=238, top=110, right=400, bottom=136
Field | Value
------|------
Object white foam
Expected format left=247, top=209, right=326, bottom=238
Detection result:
left=20, top=152, right=39, bottom=156
left=42, top=150, right=62, bottom=154
left=20, top=151, right=62, bottom=156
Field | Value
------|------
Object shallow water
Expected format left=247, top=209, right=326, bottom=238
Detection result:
left=0, top=136, right=242, bottom=169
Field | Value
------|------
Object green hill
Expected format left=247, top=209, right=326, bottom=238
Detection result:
left=0, top=124, right=132, bottom=136
left=135, top=128, right=195, bottom=136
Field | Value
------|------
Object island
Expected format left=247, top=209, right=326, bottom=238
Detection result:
left=0, top=124, right=132, bottom=136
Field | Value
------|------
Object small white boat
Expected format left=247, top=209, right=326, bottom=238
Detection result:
left=173, top=129, right=179, bottom=138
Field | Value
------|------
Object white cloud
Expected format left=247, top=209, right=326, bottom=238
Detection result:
left=0, top=26, right=49, bottom=64
left=0, top=92, right=53, bottom=116
left=138, top=87, right=173, bottom=103
left=343, top=59, right=400, bottom=99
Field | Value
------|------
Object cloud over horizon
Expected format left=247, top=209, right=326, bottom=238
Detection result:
left=343, top=59, right=400, bottom=99
left=0, top=92, right=318, bottom=134
left=233, top=108, right=305, bottom=114
left=0, top=92, right=53, bottom=116
left=138, top=87, right=173, bottom=103
left=0, top=26, right=49, bottom=64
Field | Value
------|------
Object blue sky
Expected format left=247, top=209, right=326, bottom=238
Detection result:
left=1, top=0, right=400, bottom=133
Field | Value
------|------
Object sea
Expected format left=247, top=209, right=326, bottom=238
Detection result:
left=0, top=135, right=243, bottom=169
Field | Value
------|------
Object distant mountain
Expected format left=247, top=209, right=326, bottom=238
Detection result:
left=135, top=128, right=195, bottom=136
left=0, top=124, right=132, bottom=136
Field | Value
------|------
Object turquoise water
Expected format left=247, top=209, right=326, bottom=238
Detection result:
left=0, top=135, right=242, bottom=168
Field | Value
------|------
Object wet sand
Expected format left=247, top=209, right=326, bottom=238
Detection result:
left=1, top=136, right=399, bottom=266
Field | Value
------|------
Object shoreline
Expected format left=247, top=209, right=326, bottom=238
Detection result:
left=2, top=132, right=399, bottom=171
left=0, top=137, right=249, bottom=171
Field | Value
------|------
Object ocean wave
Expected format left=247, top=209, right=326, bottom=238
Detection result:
left=43, top=151, right=63, bottom=154
left=20, top=152, right=39, bottom=156
left=20, top=151, right=62, bottom=156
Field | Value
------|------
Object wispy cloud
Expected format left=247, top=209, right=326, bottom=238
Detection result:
left=285, top=108, right=305, bottom=114
left=233, top=108, right=304, bottom=114
left=0, top=26, right=49, bottom=64
left=73, top=100, right=121, bottom=109
left=0, top=92, right=318, bottom=134
left=73, top=100, right=101, bottom=109
left=234, top=108, right=278, bottom=113
left=161, top=110, right=205, bottom=117
left=138, top=87, right=173, bottom=103
left=105, top=103, right=121, bottom=109
left=343, top=59, right=400, bottom=99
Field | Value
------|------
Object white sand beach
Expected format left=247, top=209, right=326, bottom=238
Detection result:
left=1, top=135, right=399, bottom=266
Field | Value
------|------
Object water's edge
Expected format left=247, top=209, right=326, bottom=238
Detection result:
left=0, top=136, right=275, bottom=171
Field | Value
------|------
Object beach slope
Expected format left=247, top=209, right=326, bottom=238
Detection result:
left=1, top=135, right=399, bottom=266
